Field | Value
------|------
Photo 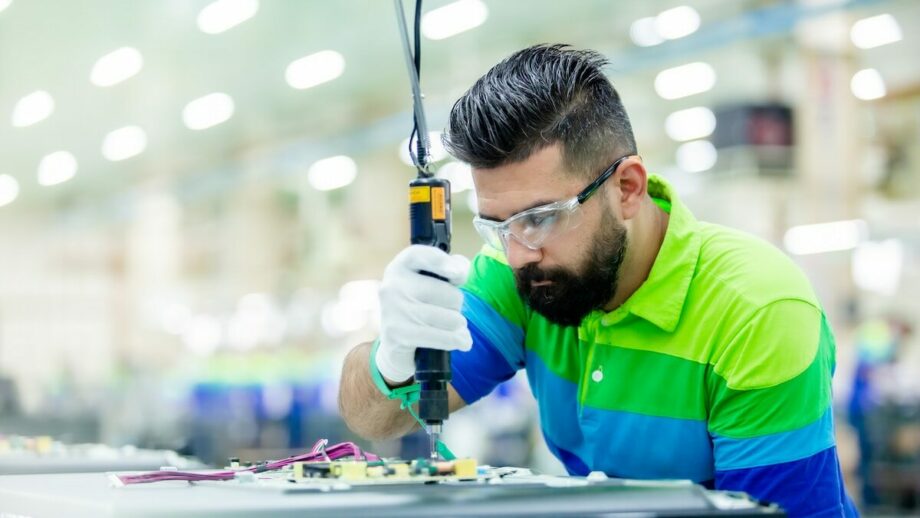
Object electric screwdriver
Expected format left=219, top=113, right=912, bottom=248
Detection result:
left=409, top=176, right=452, bottom=460
left=395, top=0, right=452, bottom=460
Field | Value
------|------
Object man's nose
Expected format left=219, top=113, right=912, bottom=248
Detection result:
left=504, top=235, right=543, bottom=270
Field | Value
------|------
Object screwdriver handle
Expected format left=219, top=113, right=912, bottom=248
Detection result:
left=409, top=176, right=452, bottom=425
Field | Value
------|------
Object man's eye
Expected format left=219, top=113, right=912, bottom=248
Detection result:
left=524, top=213, right=557, bottom=227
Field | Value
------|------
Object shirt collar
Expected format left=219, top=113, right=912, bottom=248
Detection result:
left=599, top=174, right=701, bottom=332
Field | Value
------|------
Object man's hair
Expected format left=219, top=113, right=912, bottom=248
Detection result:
left=442, top=44, right=637, bottom=177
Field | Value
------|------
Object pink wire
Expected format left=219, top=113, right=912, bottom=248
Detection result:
left=115, top=440, right=379, bottom=485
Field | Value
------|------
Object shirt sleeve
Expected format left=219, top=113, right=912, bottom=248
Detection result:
left=450, top=247, right=528, bottom=405
left=707, top=299, right=857, bottom=516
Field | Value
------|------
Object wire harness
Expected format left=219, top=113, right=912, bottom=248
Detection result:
left=113, top=440, right=378, bottom=485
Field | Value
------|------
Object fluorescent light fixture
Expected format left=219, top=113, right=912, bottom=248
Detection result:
left=182, top=92, right=235, bottom=130
left=228, top=293, right=285, bottom=350
left=321, top=300, right=366, bottom=337
left=852, top=239, right=903, bottom=295
left=321, top=280, right=382, bottom=337
left=339, top=280, right=381, bottom=312
left=182, top=315, right=223, bottom=356
left=399, top=131, right=447, bottom=166
left=0, top=0, right=12, bottom=15
left=630, top=17, right=663, bottom=47
left=656, top=6, right=700, bottom=40
left=851, top=68, right=886, bottom=100
left=197, top=0, right=259, bottom=34
left=676, top=140, right=717, bottom=173
left=0, top=174, right=19, bottom=207
left=90, top=47, right=143, bottom=87
left=851, top=14, right=902, bottom=49
left=784, top=219, right=867, bottom=255
left=436, top=162, right=474, bottom=193
left=654, top=62, right=716, bottom=100
left=160, top=303, right=192, bottom=335
left=665, top=106, right=716, bottom=142
left=285, top=50, right=345, bottom=90
left=422, top=0, right=488, bottom=40
left=37, top=151, right=78, bottom=186
left=102, top=125, right=147, bottom=161
left=308, top=155, right=357, bottom=191
left=11, top=90, right=54, bottom=127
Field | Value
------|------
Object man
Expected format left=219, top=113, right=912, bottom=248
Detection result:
left=339, top=44, right=856, bottom=516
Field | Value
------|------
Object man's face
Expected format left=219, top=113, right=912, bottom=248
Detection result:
left=472, top=144, right=629, bottom=326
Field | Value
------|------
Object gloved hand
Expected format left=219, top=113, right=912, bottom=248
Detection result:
left=375, top=245, right=472, bottom=384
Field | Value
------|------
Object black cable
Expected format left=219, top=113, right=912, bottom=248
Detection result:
left=414, top=0, right=422, bottom=76
left=408, top=0, right=429, bottom=173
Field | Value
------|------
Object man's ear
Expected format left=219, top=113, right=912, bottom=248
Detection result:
left=615, top=157, right=647, bottom=220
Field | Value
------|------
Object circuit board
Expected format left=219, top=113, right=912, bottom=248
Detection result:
left=288, top=457, right=480, bottom=483
left=110, top=441, right=503, bottom=488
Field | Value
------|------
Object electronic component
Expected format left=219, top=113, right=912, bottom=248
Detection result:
left=287, top=457, right=482, bottom=485
left=112, top=440, right=480, bottom=487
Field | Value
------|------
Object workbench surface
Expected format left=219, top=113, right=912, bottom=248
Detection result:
left=0, top=470, right=787, bottom=517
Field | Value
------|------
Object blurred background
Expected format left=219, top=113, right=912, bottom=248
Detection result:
left=0, top=0, right=918, bottom=513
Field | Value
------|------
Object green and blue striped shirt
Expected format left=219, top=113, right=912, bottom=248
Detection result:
left=450, top=175, right=856, bottom=516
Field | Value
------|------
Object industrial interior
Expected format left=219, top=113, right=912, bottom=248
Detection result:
left=0, top=0, right=918, bottom=516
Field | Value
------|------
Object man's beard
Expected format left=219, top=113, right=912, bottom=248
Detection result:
left=514, top=210, right=628, bottom=327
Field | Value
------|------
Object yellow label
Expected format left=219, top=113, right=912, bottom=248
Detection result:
left=409, top=186, right=430, bottom=203
left=431, top=187, right=446, bottom=220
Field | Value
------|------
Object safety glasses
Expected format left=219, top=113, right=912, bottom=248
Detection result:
left=473, top=154, right=631, bottom=251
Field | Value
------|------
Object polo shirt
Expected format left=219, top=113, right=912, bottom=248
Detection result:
left=450, top=175, right=856, bottom=516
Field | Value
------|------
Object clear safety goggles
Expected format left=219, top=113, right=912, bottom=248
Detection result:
left=472, top=155, right=631, bottom=251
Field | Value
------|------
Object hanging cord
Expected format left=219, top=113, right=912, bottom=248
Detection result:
left=408, top=0, right=427, bottom=171
left=397, top=0, right=432, bottom=176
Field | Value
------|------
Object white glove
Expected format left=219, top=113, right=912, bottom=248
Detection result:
left=375, top=245, right=473, bottom=383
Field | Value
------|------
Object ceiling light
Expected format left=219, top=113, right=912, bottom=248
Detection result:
left=90, top=47, right=143, bottom=87
left=102, top=126, right=147, bottom=161
left=321, top=300, right=367, bottom=337
left=675, top=140, right=717, bottom=173
left=852, top=239, right=903, bottom=296
left=850, top=13, right=902, bottom=49
left=656, top=6, right=700, bottom=40
left=308, top=155, right=357, bottom=191
left=422, top=0, right=488, bottom=40
left=851, top=68, right=886, bottom=100
left=37, top=151, right=78, bottom=186
left=320, top=281, right=382, bottom=338
left=228, top=293, right=285, bottom=350
left=655, top=62, right=716, bottom=100
left=182, top=92, right=235, bottom=130
left=339, top=280, right=381, bottom=313
left=0, top=0, right=12, bottom=15
left=197, top=0, right=259, bottom=34
left=159, top=303, right=192, bottom=335
left=784, top=219, right=867, bottom=255
left=665, top=106, right=716, bottom=142
left=0, top=175, right=19, bottom=207
left=436, top=162, right=474, bottom=193
left=11, top=90, right=54, bottom=127
left=285, top=50, right=345, bottom=90
left=630, top=17, right=663, bottom=47
left=182, top=315, right=223, bottom=356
